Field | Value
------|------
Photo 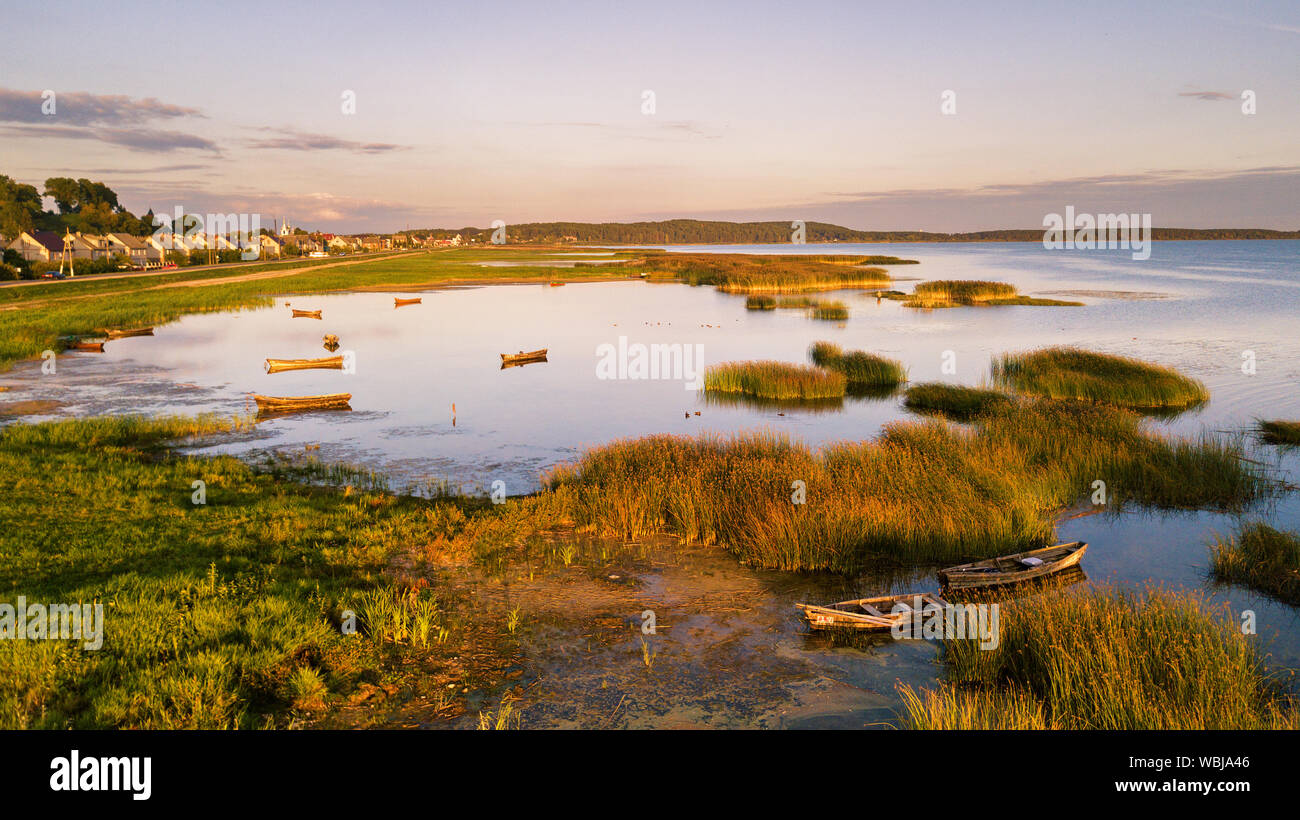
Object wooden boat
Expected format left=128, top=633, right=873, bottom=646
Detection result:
left=264, top=355, right=345, bottom=374
left=69, top=341, right=105, bottom=352
left=939, top=541, right=1088, bottom=590
left=548, top=282, right=564, bottom=287
left=104, top=327, right=153, bottom=339
left=322, top=334, right=340, bottom=352
left=796, top=592, right=948, bottom=631
left=253, top=393, right=352, bottom=413
left=500, top=348, right=548, bottom=366
left=291, top=309, right=322, bottom=319
left=394, top=297, right=422, bottom=306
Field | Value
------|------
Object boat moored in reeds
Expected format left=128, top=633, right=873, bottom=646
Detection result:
left=796, top=592, right=948, bottom=631
left=291, top=309, right=322, bottom=319
left=938, top=541, right=1088, bottom=590
left=69, top=341, right=105, bottom=352
left=394, top=297, right=422, bottom=306
left=264, top=355, right=345, bottom=374
left=253, top=393, right=352, bottom=414
left=501, top=348, right=548, bottom=366
left=104, top=327, right=154, bottom=338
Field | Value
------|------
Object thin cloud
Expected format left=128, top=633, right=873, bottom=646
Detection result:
left=244, top=127, right=408, bottom=154
left=1179, top=90, right=1235, bottom=101
left=0, top=124, right=220, bottom=154
left=499, top=119, right=722, bottom=140
left=0, top=88, right=203, bottom=126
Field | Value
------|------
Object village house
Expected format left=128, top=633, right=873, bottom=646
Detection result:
left=6, top=230, right=65, bottom=263
left=106, top=232, right=161, bottom=267
left=259, top=234, right=284, bottom=257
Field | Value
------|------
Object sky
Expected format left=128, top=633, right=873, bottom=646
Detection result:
left=1, top=0, right=1297, bottom=233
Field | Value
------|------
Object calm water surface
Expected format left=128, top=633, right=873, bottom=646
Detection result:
left=7, top=240, right=1300, bottom=724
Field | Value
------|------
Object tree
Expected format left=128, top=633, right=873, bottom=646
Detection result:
left=43, top=177, right=83, bottom=213
left=0, top=175, right=43, bottom=241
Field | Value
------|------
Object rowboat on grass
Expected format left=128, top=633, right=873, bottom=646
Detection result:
left=394, top=297, right=422, bottom=306
left=500, top=348, right=548, bottom=366
left=796, top=592, right=949, bottom=631
left=291, top=309, right=322, bottom=319
left=264, top=355, right=345, bottom=374
left=104, top=327, right=153, bottom=338
left=252, top=393, right=352, bottom=414
left=938, top=541, right=1088, bottom=590
left=69, top=341, right=105, bottom=352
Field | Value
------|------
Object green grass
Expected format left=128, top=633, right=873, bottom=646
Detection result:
left=1211, top=522, right=1300, bottom=604
left=992, top=346, right=1210, bottom=411
left=702, top=361, right=846, bottom=400
left=903, top=280, right=1082, bottom=308
left=543, top=399, right=1272, bottom=572
left=901, top=588, right=1296, bottom=729
left=903, top=383, right=1013, bottom=420
left=0, top=414, right=527, bottom=728
left=1258, top=420, right=1300, bottom=446
left=808, top=341, right=906, bottom=387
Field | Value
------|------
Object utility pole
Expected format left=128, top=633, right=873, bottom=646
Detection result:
left=59, top=230, right=75, bottom=277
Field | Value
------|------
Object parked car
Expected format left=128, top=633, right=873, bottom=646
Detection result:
left=40, top=271, right=67, bottom=280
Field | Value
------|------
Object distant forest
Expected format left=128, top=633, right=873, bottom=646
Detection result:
left=420, top=219, right=1300, bottom=244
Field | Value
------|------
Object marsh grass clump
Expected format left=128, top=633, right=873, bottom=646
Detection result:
left=992, top=346, right=1210, bottom=411
left=1211, top=522, right=1300, bottom=604
left=904, top=280, right=1082, bottom=308
left=901, top=588, right=1297, bottom=729
left=745, top=295, right=777, bottom=310
left=648, top=253, right=896, bottom=293
left=703, top=361, right=846, bottom=401
left=808, top=341, right=906, bottom=387
left=801, top=254, right=919, bottom=266
left=1258, top=420, right=1300, bottom=446
left=810, top=300, right=849, bottom=320
left=543, top=400, right=1272, bottom=573
left=903, top=383, right=1013, bottom=420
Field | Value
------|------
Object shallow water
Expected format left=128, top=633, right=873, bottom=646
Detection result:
left=6, top=239, right=1300, bottom=722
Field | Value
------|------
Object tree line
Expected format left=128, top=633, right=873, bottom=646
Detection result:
left=420, top=219, right=1300, bottom=244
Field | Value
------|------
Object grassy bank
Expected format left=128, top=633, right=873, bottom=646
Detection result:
left=1259, top=420, right=1300, bottom=446
left=543, top=399, right=1272, bottom=572
left=904, top=280, right=1082, bottom=308
left=808, top=341, right=906, bottom=387
left=903, top=383, right=1013, bottom=420
left=1211, top=522, right=1300, bottom=604
left=901, top=588, right=1296, bottom=729
left=992, top=347, right=1210, bottom=411
left=702, top=361, right=846, bottom=400
left=0, top=415, right=530, bottom=728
